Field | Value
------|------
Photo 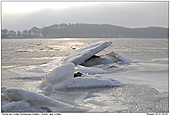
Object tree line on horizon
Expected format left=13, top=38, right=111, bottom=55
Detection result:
left=1, top=23, right=169, bottom=38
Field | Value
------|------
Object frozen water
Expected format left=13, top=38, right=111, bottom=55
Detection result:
left=1, top=38, right=168, bottom=113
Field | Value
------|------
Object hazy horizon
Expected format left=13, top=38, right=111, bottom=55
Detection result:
left=2, top=2, right=168, bottom=31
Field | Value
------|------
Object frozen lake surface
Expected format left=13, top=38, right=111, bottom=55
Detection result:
left=1, top=38, right=169, bottom=113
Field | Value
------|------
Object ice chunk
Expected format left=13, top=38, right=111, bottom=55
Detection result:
left=117, top=53, right=134, bottom=63
left=4, top=88, right=65, bottom=107
left=62, top=41, right=112, bottom=66
left=107, top=51, right=134, bottom=63
left=38, top=63, right=75, bottom=90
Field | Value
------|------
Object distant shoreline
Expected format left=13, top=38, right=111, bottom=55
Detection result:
left=2, top=23, right=169, bottom=39
left=1, top=38, right=169, bottom=40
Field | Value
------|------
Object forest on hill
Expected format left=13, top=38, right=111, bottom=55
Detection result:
left=2, top=23, right=169, bottom=38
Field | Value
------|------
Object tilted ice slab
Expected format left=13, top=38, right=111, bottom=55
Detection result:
left=38, top=63, right=121, bottom=90
left=62, top=41, right=112, bottom=66
left=117, top=52, right=134, bottom=63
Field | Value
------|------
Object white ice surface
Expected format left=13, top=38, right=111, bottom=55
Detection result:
left=62, top=41, right=112, bottom=66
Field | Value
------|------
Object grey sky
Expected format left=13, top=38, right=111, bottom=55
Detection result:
left=2, top=2, right=168, bottom=31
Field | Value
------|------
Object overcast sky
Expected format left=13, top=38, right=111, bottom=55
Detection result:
left=2, top=2, right=169, bottom=31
